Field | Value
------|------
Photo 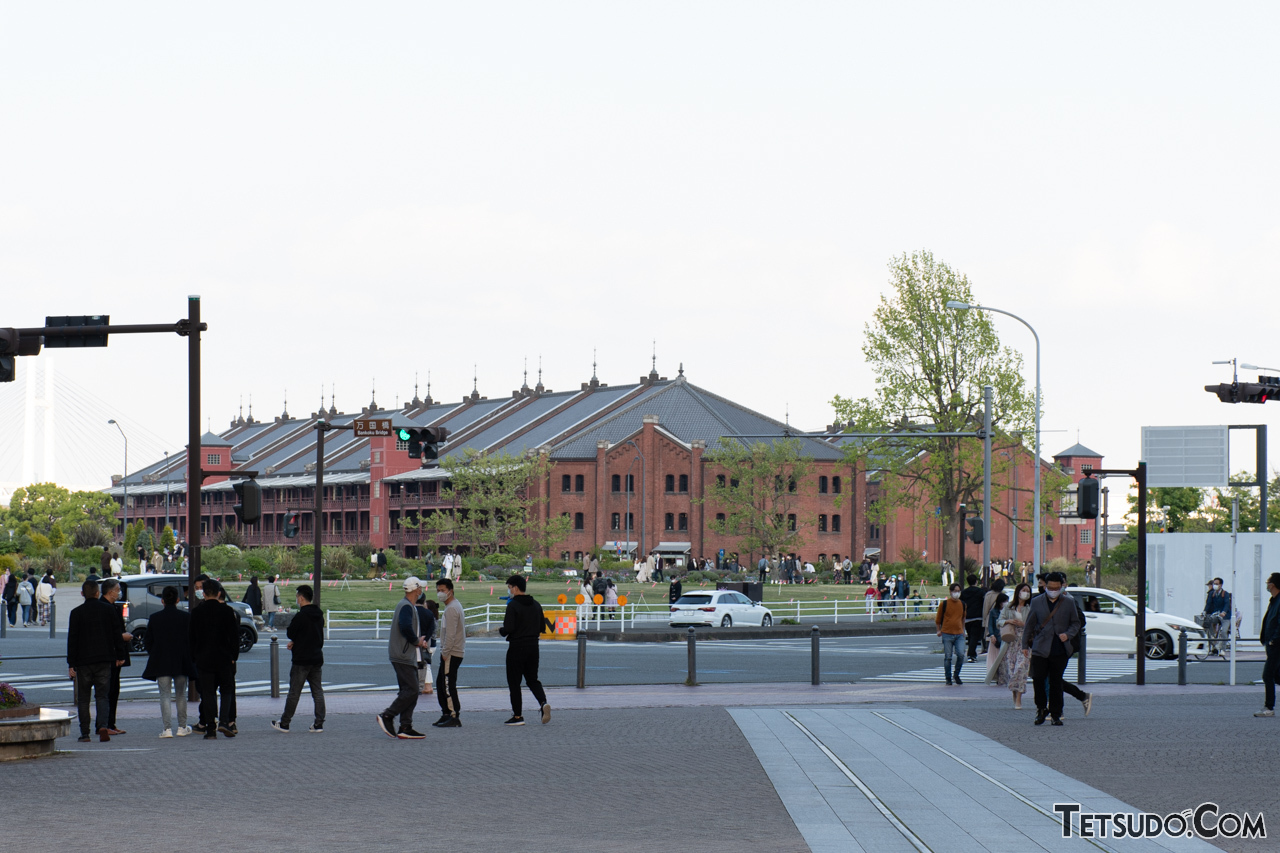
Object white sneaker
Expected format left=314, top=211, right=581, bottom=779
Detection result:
left=1254, top=709, right=1274, bottom=717
left=159, top=729, right=173, bottom=739
left=175, top=726, right=192, bottom=737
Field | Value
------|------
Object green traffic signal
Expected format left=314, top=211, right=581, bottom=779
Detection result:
left=397, top=428, right=412, bottom=441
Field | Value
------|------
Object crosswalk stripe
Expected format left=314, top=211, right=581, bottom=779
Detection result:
left=864, top=660, right=1179, bottom=683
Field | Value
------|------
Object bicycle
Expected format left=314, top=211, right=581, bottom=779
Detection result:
left=1193, top=612, right=1231, bottom=661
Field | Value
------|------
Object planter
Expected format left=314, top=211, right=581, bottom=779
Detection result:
left=0, top=704, right=42, bottom=721
left=0, top=708, right=71, bottom=760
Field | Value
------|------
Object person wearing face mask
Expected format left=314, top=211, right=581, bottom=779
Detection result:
left=1021, top=572, right=1082, bottom=726
left=376, top=577, right=430, bottom=740
left=935, top=583, right=967, bottom=685
left=1255, top=572, right=1280, bottom=717
left=432, top=578, right=466, bottom=728
left=991, top=583, right=1033, bottom=707
left=1203, top=577, right=1232, bottom=657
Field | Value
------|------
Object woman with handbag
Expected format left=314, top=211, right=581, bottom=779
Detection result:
left=983, top=592, right=1009, bottom=682
left=996, top=582, right=1033, bottom=708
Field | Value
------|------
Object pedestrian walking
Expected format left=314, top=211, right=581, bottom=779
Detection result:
left=67, top=579, right=126, bottom=742
left=141, top=585, right=196, bottom=738
left=272, top=584, right=326, bottom=733
left=99, top=547, right=112, bottom=579
left=982, top=578, right=1006, bottom=648
left=190, top=579, right=241, bottom=739
left=960, top=574, right=984, bottom=662
left=668, top=575, right=682, bottom=604
left=984, top=591, right=1008, bottom=679
left=499, top=574, right=552, bottom=726
left=35, top=572, right=54, bottom=626
left=262, top=575, right=280, bottom=632
left=110, top=551, right=123, bottom=577
left=990, top=584, right=1032, bottom=707
left=376, top=577, right=430, bottom=739
left=1, top=569, right=16, bottom=626
left=242, top=576, right=263, bottom=617
left=757, top=556, right=768, bottom=586
left=842, top=557, right=853, bottom=585
left=99, top=578, right=132, bottom=734
left=605, top=578, right=619, bottom=618
left=377, top=548, right=388, bottom=576
left=936, top=583, right=967, bottom=684
left=1021, top=572, right=1082, bottom=726
left=1256, top=572, right=1280, bottom=717
left=432, top=577, right=465, bottom=728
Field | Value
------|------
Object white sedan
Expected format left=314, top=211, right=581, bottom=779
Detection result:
left=670, top=591, right=774, bottom=628
left=1065, top=586, right=1206, bottom=660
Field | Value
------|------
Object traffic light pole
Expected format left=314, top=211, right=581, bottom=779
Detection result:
left=983, top=384, right=993, bottom=576
left=313, top=420, right=354, bottom=611
left=1081, top=461, right=1148, bottom=685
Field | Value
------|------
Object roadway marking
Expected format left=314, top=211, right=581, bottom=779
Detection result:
left=863, top=659, right=1178, bottom=683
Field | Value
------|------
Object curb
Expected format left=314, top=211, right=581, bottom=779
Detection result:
left=581, top=622, right=937, bottom=643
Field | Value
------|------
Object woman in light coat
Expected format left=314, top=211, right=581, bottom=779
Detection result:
left=997, top=582, right=1033, bottom=709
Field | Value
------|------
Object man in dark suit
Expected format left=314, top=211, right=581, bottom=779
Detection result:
left=190, top=579, right=241, bottom=739
left=99, top=578, right=133, bottom=735
left=67, top=579, right=127, bottom=742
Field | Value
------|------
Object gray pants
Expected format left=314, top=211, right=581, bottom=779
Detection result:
left=75, top=662, right=111, bottom=736
left=280, top=664, right=325, bottom=728
left=384, top=662, right=419, bottom=729
left=157, top=675, right=188, bottom=730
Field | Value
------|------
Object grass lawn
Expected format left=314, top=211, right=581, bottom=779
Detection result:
left=216, top=576, right=895, bottom=615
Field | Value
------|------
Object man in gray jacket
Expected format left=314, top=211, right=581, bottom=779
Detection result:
left=376, top=577, right=430, bottom=740
left=433, top=577, right=466, bottom=728
left=1021, top=571, right=1081, bottom=727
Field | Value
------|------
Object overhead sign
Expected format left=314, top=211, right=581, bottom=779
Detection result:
left=1141, top=425, right=1229, bottom=488
left=353, top=418, right=393, bottom=437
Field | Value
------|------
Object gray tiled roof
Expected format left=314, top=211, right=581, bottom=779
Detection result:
left=1054, top=442, right=1103, bottom=459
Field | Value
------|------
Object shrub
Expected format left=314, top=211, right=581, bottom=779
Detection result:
left=214, top=525, right=246, bottom=549
left=71, top=523, right=110, bottom=549
left=351, top=543, right=373, bottom=562
left=27, top=532, right=51, bottom=553
left=274, top=549, right=299, bottom=576
left=0, top=554, right=20, bottom=574
left=244, top=554, right=271, bottom=576
left=48, top=525, right=66, bottom=548
left=533, top=557, right=559, bottom=570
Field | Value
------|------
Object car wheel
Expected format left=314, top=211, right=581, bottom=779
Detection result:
left=238, top=626, right=256, bottom=654
left=1144, top=629, right=1172, bottom=660
left=129, top=627, right=147, bottom=654
left=762, top=614, right=773, bottom=627
left=721, top=615, right=732, bottom=628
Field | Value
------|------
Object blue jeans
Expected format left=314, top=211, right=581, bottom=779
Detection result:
left=266, top=611, right=276, bottom=629
left=20, top=604, right=30, bottom=624
left=940, top=633, right=965, bottom=673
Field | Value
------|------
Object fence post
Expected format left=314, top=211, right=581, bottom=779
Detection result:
left=834, top=600, right=838, bottom=625
left=811, top=625, right=821, bottom=685
left=1177, top=628, right=1187, bottom=686
left=270, top=636, right=280, bottom=699
left=49, top=601, right=56, bottom=638
left=374, top=610, right=380, bottom=640
left=0, top=609, right=5, bottom=639
left=686, top=627, right=697, bottom=686
left=576, top=632, right=586, bottom=689
left=1077, top=631, right=1087, bottom=685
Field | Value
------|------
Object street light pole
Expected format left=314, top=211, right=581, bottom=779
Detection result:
left=108, top=419, right=128, bottom=542
left=164, top=450, right=170, bottom=533
left=946, top=301, right=1042, bottom=576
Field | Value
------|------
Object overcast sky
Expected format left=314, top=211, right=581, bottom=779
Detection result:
left=2, top=2, right=1277, bottom=499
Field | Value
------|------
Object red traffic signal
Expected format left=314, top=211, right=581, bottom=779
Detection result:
left=283, top=511, right=301, bottom=539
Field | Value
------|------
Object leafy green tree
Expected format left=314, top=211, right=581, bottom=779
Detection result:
left=402, top=449, right=571, bottom=558
left=831, top=251, right=1043, bottom=568
left=160, top=525, right=176, bottom=551
left=3, top=483, right=119, bottom=537
left=700, top=437, right=815, bottom=562
left=123, top=519, right=144, bottom=558
left=1202, top=471, right=1280, bottom=532
left=1126, top=485, right=1206, bottom=532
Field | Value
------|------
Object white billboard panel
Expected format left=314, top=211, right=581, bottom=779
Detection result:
left=1141, top=425, right=1229, bottom=488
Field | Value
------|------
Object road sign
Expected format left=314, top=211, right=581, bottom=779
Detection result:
left=353, top=418, right=393, bottom=437
left=1141, top=425, right=1229, bottom=488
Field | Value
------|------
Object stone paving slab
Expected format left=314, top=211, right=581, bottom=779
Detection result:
left=730, top=707, right=1220, bottom=853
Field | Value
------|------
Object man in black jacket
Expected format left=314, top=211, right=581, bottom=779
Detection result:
left=668, top=575, right=683, bottom=605
left=272, top=584, right=326, bottom=733
left=190, top=580, right=240, bottom=739
left=498, top=574, right=553, bottom=726
left=67, top=580, right=126, bottom=742
left=960, top=574, right=985, bottom=662
left=100, top=579, right=133, bottom=735
left=1256, top=572, right=1280, bottom=717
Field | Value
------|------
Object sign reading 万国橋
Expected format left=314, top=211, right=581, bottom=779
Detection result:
left=1140, top=425, right=1229, bottom=488
left=353, top=418, right=393, bottom=437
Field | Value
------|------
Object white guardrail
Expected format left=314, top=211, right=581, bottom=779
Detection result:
left=324, top=598, right=939, bottom=638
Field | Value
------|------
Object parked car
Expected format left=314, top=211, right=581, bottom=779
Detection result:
left=116, top=574, right=262, bottom=654
left=670, top=591, right=773, bottom=628
left=1065, top=586, right=1206, bottom=660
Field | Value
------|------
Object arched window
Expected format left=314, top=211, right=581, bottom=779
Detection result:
left=716, top=512, right=726, bottom=524
left=678, top=513, right=688, bottom=531
left=716, top=474, right=726, bottom=487
left=562, top=474, right=572, bottom=492
left=818, top=475, right=829, bottom=494
left=611, top=513, right=620, bottom=530
left=574, top=474, right=585, bottom=492
left=832, top=514, right=842, bottom=533
left=818, top=514, right=828, bottom=532
left=832, top=476, right=842, bottom=494
left=787, top=514, right=797, bottom=531
left=574, top=512, right=584, bottom=530
left=678, top=474, right=689, bottom=493
left=664, top=513, right=675, bottom=531
left=611, top=474, right=621, bottom=493
left=665, top=474, right=675, bottom=493
left=625, top=474, right=635, bottom=493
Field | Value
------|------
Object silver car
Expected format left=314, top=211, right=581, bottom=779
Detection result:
left=117, top=574, right=262, bottom=654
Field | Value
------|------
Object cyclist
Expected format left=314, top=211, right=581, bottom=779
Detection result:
left=1204, top=577, right=1232, bottom=656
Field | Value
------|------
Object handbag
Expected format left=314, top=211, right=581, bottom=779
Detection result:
left=1000, top=623, right=1017, bottom=643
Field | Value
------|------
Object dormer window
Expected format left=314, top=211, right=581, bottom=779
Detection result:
left=206, top=453, right=222, bottom=466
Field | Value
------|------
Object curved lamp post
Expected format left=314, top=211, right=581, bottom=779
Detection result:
left=946, top=300, right=1042, bottom=575
left=108, top=419, right=128, bottom=542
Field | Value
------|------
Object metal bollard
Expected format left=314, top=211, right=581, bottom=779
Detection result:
left=1, top=610, right=6, bottom=639
left=1077, top=631, right=1087, bottom=685
left=811, top=625, right=821, bottom=685
left=576, top=632, right=586, bottom=689
left=1177, top=628, right=1188, bottom=686
left=270, top=636, right=280, bottom=698
left=49, top=601, right=56, bottom=638
left=686, top=627, right=697, bottom=686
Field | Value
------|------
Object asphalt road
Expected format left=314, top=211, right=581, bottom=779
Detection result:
left=3, top=630, right=1265, bottom=700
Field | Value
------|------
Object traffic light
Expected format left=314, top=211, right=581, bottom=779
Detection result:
left=398, top=426, right=451, bottom=460
left=1077, top=476, right=1099, bottom=519
left=1205, top=376, right=1280, bottom=404
left=283, top=511, right=300, bottom=539
left=233, top=479, right=262, bottom=525
left=0, top=329, right=16, bottom=383
left=966, top=517, right=984, bottom=544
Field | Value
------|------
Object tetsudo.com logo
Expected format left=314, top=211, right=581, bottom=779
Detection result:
left=1054, top=803, right=1266, bottom=840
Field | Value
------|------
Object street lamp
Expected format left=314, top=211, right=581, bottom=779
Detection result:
left=108, top=419, right=128, bottom=543
left=164, top=450, right=171, bottom=533
left=946, top=300, right=1043, bottom=575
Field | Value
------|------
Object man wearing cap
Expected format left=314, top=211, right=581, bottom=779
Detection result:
left=377, top=577, right=431, bottom=739
left=1203, top=577, right=1232, bottom=657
